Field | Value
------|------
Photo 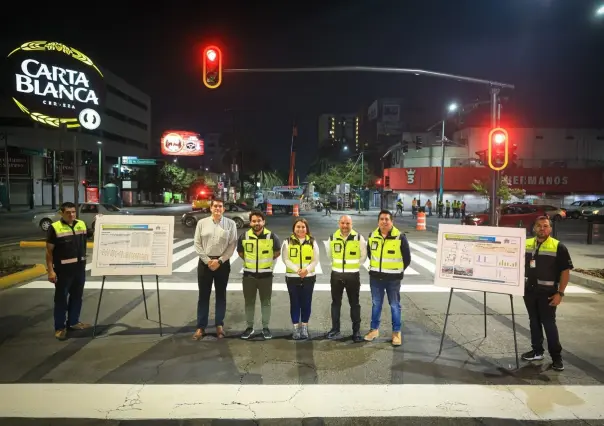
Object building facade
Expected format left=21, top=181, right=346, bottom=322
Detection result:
left=318, top=113, right=359, bottom=151
left=0, top=69, right=151, bottom=207
left=383, top=127, right=604, bottom=210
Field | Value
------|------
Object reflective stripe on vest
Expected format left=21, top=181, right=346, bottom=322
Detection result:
left=242, top=228, right=274, bottom=273
left=526, top=236, right=559, bottom=286
left=368, top=226, right=404, bottom=274
left=285, top=235, right=316, bottom=278
left=51, top=220, right=87, bottom=265
left=330, top=229, right=361, bottom=273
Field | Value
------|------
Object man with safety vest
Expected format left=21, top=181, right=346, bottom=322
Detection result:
left=325, top=215, right=367, bottom=342
left=522, top=216, right=573, bottom=371
left=364, top=209, right=411, bottom=346
left=45, top=202, right=91, bottom=340
left=237, top=210, right=281, bottom=340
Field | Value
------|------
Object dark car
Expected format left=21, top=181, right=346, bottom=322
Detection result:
left=181, top=202, right=251, bottom=229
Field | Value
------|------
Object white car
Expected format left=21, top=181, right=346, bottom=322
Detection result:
left=33, top=203, right=132, bottom=235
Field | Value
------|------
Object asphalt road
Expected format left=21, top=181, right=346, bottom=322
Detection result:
left=0, top=211, right=603, bottom=424
left=0, top=204, right=192, bottom=245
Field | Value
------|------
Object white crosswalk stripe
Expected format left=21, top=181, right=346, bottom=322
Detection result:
left=84, top=237, right=442, bottom=277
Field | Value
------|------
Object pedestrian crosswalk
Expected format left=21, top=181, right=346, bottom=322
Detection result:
left=84, top=237, right=441, bottom=277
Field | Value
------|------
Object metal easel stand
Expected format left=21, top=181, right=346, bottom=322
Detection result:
left=438, top=287, right=519, bottom=370
left=93, top=275, right=163, bottom=338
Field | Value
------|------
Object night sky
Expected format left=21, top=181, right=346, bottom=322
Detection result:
left=2, top=0, right=603, bottom=175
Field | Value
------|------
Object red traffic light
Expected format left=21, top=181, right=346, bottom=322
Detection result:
left=487, top=127, right=509, bottom=171
left=202, top=45, right=222, bottom=89
left=376, top=179, right=383, bottom=186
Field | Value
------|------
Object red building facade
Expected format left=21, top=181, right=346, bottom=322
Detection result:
left=383, top=167, right=604, bottom=194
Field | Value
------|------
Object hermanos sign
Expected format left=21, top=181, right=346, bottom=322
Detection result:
left=5, top=41, right=105, bottom=130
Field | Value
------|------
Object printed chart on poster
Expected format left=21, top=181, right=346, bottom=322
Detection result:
left=90, top=215, right=175, bottom=277
left=434, top=224, right=526, bottom=296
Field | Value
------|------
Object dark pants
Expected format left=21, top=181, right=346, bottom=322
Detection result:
left=54, top=265, right=86, bottom=331
left=523, top=287, right=562, bottom=359
left=197, top=259, right=230, bottom=329
left=242, top=275, right=273, bottom=328
left=286, top=277, right=315, bottom=323
left=330, top=272, right=361, bottom=332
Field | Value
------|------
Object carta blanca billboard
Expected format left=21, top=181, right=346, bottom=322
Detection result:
left=3, top=41, right=105, bottom=130
left=160, top=130, right=204, bottom=156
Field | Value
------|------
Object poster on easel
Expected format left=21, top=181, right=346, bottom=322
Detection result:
left=434, top=224, right=526, bottom=296
left=90, top=215, right=175, bottom=277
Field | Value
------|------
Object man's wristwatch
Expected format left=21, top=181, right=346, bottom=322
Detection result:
left=557, top=291, right=565, bottom=297
left=218, top=259, right=223, bottom=265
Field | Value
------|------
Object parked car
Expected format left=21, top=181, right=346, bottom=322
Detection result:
left=181, top=202, right=251, bottom=229
left=32, top=203, right=133, bottom=236
left=462, top=204, right=548, bottom=232
left=564, top=200, right=603, bottom=219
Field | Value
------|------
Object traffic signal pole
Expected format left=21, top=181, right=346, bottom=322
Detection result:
left=489, top=87, right=500, bottom=226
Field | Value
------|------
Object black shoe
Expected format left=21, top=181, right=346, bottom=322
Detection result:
left=326, top=329, right=341, bottom=339
left=551, top=358, right=564, bottom=371
left=352, top=331, right=363, bottom=343
left=241, top=327, right=254, bottom=340
left=521, top=350, right=544, bottom=361
left=262, top=328, right=272, bottom=340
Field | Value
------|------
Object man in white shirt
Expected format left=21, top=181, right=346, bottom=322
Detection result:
left=192, top=199, right=237, bottom=340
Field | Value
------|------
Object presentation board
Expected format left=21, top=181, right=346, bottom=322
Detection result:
left=90, top=215, right=175, bottom=277
left=434, top=224, right=526, bottom=296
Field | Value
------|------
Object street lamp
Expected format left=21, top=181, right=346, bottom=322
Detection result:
left=438, top=102, right=458, bottom=203
left=596, top=5, right=604, bottom=16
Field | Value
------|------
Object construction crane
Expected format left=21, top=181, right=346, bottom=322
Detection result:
left=288, top=123, right=297, bottom=186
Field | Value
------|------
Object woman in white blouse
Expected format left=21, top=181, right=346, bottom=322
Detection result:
left=281, top=218, right=320, bottom=340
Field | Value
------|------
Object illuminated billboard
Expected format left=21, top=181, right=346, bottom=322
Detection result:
left=160, top=130, right=204, bottom=156
left=4, top=41, right=105, bottom=130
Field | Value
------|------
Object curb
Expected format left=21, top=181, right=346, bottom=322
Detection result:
left=0, top=264, right=47, bottom=290
left=570, top=271, right=604, bottom=293
left=20, top=241, right=94, bottom=249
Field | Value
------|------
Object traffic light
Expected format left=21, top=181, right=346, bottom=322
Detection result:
left=202, top=45, right=223, bottom=89
left=415, top=135, right=423, bottom=150
left=81, top=180, right=89, bottom=187
left=376, top=178, right=383, bottom=187
left=81, top=150, right=93, bottom=165
left=402, top=140, right=409, bottom=154
left=509, top=142, right=518, bottom=162
left=487, top=127, right=509, bottom=171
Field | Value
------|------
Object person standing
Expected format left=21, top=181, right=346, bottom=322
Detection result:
left=45, top=202, right=91, bottom=340
left=522, top=216, right=572, bottom=371
left=326, top=215, right=366, bottom=342
left=282, top=218, right=320, bottom=340
left=364, top=210, right=411, bottom=346
left=237, top=210, right=281, bottom=340
left=193, top=198, right=237, bottom=340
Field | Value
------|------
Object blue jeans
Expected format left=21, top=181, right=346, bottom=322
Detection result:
left=369, top=277, right=402, bottom=332
left=286, top=277, right=315, bottom=323
left=54, top=266, right=86, bottom=330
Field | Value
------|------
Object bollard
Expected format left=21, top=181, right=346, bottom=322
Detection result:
left=587, top=221, right=593, bottom=245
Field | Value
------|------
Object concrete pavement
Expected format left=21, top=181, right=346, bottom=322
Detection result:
left=0, top=212, right=603, bottom=424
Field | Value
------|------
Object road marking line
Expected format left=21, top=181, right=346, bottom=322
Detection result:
left=409, top=241, right=437, bottom=259
left=419, top=241, right=438, bottom=249
left=0, top=383, right=602, bottom=420
left=18, top=281, right=595, bottom=294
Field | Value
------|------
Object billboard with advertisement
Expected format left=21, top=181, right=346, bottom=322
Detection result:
left=160, top=130, right=204, bottom=156
left=4, top=41, right=105, bottom=130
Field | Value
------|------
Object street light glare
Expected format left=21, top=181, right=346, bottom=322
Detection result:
left=597, top=5, right=604, bottom=16
left=448, top=103, right=458, bottom=112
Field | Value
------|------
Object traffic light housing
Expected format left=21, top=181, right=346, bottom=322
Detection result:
left=415, top=135, right=423, bottom=150
left=402, top=140, right=409, bottom=154
left=509, top=142, right=518, bottom=162
left=487, top=127, right=509, bottom=171
left=202, top=45, right=223, bottom=89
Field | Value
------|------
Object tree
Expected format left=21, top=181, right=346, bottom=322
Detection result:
left=161, top=163, right=198, bottom=193
left=471, top=175, right=526, bottom=202
left=132, top=166, right=168, bottom=204
left=258, top=170, right=285, bottom=189
left=307, top=159, right=376, bottom=194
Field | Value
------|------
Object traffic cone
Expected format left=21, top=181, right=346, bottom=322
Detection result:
left=266, top=202, right=273, bottom=216
left=293, top=204, right=299, bottom=217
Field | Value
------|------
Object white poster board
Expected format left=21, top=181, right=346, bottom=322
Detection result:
left=90, top=215, right=175, bottom=277
left=434, top=224, right=526, bottom=296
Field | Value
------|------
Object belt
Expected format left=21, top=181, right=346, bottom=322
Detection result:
left=209, top=256, right=220, bottom=259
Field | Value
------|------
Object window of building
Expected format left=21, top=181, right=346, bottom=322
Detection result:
left=104, top=108, right=148, bottom=130
left=106, top=84, right=149, bottom=111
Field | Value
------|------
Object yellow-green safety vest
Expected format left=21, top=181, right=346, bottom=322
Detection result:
left=330, top=229, right=361, bottom=273
left=285, top=234, right=316, bottom=278
left=51, top=219, right=87, bottom=267
left=526, top=236, right=559, bottom=287
left=368, top=226, right=404, bottom=274
left=242, top=227, right=275, bottom=274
